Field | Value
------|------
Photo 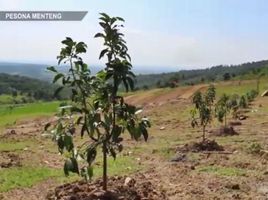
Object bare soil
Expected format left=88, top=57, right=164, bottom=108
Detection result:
left=0, top=152, right=21, bottom=168
left=47, top=175, right=168, bottom=200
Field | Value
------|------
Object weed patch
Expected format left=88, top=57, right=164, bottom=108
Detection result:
left=198, top=166, right=247, bottom=176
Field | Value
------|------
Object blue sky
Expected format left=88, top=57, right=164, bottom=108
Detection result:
left=1, top=0, right=268, bottom=71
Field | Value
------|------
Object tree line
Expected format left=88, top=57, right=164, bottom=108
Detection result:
left=0, top=73, right=68, bottom=103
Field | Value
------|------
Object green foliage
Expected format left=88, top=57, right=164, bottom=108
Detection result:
left=205, top=84, right=216, bottom=106
left=45, top=13, right=150, bottom=190
left=239, top=95, right=248, bottom=108
left=215, top=94, right=231, bottom=127
left=215, top=93, right=241, bottom=125
left=246, top=89, right=258, bottom=102
left=223, top=72, right=231, bottom=81
left=229, top=94, right=239, bottom=119
left=191, top=85, right=216, bottom=141
left=0, top=73, right=68, bottom=102
left=135, top=60, right=268, bottom=89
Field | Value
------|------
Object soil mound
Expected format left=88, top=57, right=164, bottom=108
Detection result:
left=47, top=175, right=167, bottom=200
left=177, top=139, right=224, bottom=152
left=229, top=121, right=242, bottom=126
left=209, top=126, right=238, bottom=136
left=0, top=152, right=21, bottom=168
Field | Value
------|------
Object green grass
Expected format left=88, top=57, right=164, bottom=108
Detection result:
left=0, top=140, right=35, bottom=152
left=56, top=155, right=141, bottom=184
left=216, top=79, right=268, bottom=97
left=0, top=155, right=140, bottom=193
left=0, top=167, right=62, bottom=192
left=0, top=101, right=60, bottom=127
left=93, top=155, right=141, bottom=177
left=198, top=166, right=247, bottom=177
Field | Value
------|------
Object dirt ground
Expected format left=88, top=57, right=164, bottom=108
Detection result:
left=1, top=85, right=268, bottom=200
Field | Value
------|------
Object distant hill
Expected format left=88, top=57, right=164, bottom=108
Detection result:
left=0, top=73, right=68, bottom=103
left=0, top=62, right=175, bottom=81
left=1, top=60, right=268, bottom=90
left=0, top=62, right=51, bottom=81
left=135, top=60, right=268, bottom=89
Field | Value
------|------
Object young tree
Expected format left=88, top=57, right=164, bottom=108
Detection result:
left=239, top=95, right=247, bottom=108
left=45, top=13, right=150, bottom=191
left=191, top=86, right=215, bottom=142
left=205, top=84, right=216, bottom=108
left=246, top=89, right=258, bottom=102
left=215, top=94, right=232, bottom=127
left=229, top=94, right=239, bottom=119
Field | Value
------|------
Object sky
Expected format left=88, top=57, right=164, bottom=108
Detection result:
left=1, top=0, right=268, bottom=72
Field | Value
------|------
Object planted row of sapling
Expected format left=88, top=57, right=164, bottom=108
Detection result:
left=190, top=85, right=259, bottom=151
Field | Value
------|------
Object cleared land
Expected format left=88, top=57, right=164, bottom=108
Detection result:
left=0, top=79, right=268, bottom=199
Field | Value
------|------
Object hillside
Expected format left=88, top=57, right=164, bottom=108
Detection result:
left=0, top=73, right=67, bottom=103
left=0, top=62, right=50, bottom=81
left=135, top=60, right=268, bottom=88
left=1, top=60, right=268, bottom=91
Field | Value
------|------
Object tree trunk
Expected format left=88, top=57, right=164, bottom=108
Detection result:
left=202, top=125, right=206, bottom=142
left=257, top=78, right=260, bottom=94
left=102, top=142, right=107, bottom=190
left=224, top=114, right=227, bottom=128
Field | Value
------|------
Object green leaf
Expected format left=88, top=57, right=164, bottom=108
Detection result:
left=116, top=17, right=125, bottom=22
left=94, top=33, right=105, bottom=38
left=81, top=123, right=88, bottom=138
left=112, top=125, right=123, bottom=142
left=99, top=13, right=110, bottom=20
left=87, top=166, right=93, bottom=179
left=53, top=73, right=64, bottom=83
left=62, top=37, right=74, bottom=47
left=44, top=123, right=51, bottom=131
left=54, top=86, right=64, bottom=97
left=57, top=136, right=64, bottom=154
left=109, top=147, right=116, bottom=160
left=64, top=134, right=74, bottom=152
left=64, top=158, right=79, bottom=176
left=141, top=127, right=148, bottom=141
left=47, top=66, right=57, bottom=73
left=86, top=147, right=97, bottom=165
left=76, top=42, right=87, bottom=53
left=122, top=79, right=129, bottom=92
left=99, top=48, right=108, bottom=59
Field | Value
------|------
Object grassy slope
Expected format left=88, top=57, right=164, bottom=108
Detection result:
left=0, top=101, right=60, bottom=128
left=216, top=79, right=268, bottom=97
